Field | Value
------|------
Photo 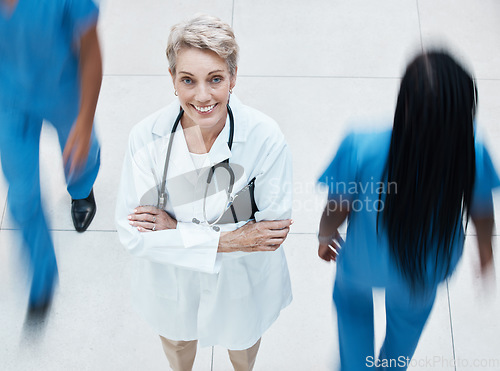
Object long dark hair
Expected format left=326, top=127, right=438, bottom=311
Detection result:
left=381, top=51, right=477, bottom=290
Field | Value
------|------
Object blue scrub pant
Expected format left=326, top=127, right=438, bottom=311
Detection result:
left=333, top=271, right=437, bottom=370
left=0, top=102, right=100, bottom=306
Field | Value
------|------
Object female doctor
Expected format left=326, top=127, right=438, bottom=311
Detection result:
left=116, top=14, right=293, bottom=371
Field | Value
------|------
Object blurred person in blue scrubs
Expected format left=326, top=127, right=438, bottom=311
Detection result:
left=0, top=0, right=102, bottom=317
left=317, top=51, right=498, bottom=370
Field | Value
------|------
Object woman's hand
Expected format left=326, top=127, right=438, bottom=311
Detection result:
left=218, top=219, right=293, bottom=252
left=318, top=230, right=343, bottom=262
left=128, top=206, right=177, bottom=232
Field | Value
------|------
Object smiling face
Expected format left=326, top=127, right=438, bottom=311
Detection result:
left=170, top=47, right=236, bottom=135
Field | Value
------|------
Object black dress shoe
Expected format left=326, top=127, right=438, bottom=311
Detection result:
left=71, top=189, right=96, bottom=232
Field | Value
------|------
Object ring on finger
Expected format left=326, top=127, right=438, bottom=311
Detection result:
left=153, top=216, right=156, bottom=223
left=152, top=224, right=156, bottom=231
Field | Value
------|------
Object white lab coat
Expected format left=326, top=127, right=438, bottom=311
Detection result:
left=115, top=95, right=293, bottom=349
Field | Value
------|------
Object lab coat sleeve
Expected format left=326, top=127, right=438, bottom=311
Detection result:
left=252, top=129, right=293, bottom=221
left=115, top=129, right=220, bottom=273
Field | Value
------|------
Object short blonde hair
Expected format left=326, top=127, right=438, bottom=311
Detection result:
left=166, top=14, right=239, bottom=76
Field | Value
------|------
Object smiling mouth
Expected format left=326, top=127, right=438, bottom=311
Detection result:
left=193, top=103, right=217, bottom=113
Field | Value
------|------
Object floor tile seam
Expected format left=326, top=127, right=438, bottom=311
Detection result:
left=445, top=279, right=458, bottom=371
left=1, top=229, right=499, bottom=237
left=286, top=232, right=500, bottom=236
left=0, top=202, right=5, bottom=230
left=210, top=345, right=214, bottom=371
left=103, top=73, right=402, bottom=80
left=415, top=0, right=424, bottom=53
left=0, top=228, right=117, bottom=233
left=230, top=0, right=235, bottom=28
left=102, top=73, right=500, bottom=81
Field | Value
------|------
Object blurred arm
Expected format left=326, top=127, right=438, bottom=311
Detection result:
left=63, top=25, right=103, bottom=173
left=471, top=213, right=495, bottom=274
left=318, top=200, right=349, bottom=262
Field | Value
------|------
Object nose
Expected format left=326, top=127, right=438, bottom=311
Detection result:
left=194, top=82, right=211, bottom=103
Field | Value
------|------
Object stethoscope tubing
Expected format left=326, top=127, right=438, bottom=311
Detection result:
left=158, top=104, right=236, bottom=227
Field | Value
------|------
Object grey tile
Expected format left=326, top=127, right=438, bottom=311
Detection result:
left=419, top=0, right=500, bottom=79
left=212, top=233, right=455, bottom=370
left=447, top=237, right=500, bottom=371
left=474, top=80, right=500, bottom=236
left=1, top=75, right=174, bottom=232
left=405, top=285, right=455, bottom=370
left=213, top=234, right=338, bottom=370
left=233, top=0, right=421, bottom=78
left=0, top=230, right=212, bottom=370
left=99, top=0, right=233, bottom=76
left=3, top=0, right=500, bottom=370
left=89, top=75, right=175, bottom=232
left=475, top=80, right=500, bottom=171
left=1, top=124, right=74, bottom=231
left=232, top=76, right=500, bottom=236
left=0, top=172, right=7, bottom=228
left=235, top=76, right=399, bottom=233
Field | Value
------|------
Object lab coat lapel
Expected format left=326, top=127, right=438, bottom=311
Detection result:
left=168, top=124, right=198, bottom=186
left=208, top=117, right=232, bottom=166
left=150, top=99, right=236, bottom=185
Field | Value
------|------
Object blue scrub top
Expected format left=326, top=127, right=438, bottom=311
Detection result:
left=0, top=0, right=98, bottom=115
left=319, top=128, right=500, bottom=288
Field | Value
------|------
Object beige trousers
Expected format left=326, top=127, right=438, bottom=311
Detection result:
left=160, top=336, right=261, bottom=371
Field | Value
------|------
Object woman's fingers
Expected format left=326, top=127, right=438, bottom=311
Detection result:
left=260, top=219, right=293, bottom=230
left=134, top=205, right=159, bottom=215
left=129, top=213, right=156, bottom=223
left=246, top=244, right=281, bottom=252
left=256, top=226, right=290, bottom=247
left=269, top=227, right=290, bottom=239
left=128, top=206, right=177, bottom=232
left=129, top=220, right=155, bottom=230
left=139, top=226, right=151, bottom=232
left=219, top=219, right=294, bottom=252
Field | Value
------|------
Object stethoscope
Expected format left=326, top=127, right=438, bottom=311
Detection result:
left=157, top=104, right=237, bottom=232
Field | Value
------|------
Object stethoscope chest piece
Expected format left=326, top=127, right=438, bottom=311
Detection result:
left=192, top=217, right=220, bottom=232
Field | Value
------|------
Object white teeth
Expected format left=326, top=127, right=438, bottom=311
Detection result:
left=194, top=104, right=215, bottom=113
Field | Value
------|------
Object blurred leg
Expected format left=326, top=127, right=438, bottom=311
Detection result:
left=0, top=107, right=58, bottom=309
left=227, top=338, right=261, bottom=371
left=378, top=285, right=437, bottom=370
left=333, top=272, right=375, bottom=370
left=160, top=337, right=198, bottom=371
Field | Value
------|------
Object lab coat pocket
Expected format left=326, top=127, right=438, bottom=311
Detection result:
left=220, top=253, right=271, bottom=299
left=141, top=260, right=179, bottom=300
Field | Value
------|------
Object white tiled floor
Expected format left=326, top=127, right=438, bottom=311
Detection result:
left=1, top=1, right=500, bottom=370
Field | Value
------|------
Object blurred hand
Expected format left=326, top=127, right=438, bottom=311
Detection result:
left=479, top=251, right=496, bottom=295
left=318, top=230, right=343, bottom=262
left=128, top=205, right=177, bottom=232
left=218, top=219, right=293, bottom=252
left=63, top=116, right=93, bottom=174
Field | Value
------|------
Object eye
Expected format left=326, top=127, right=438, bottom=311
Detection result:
left=181, top=78, right=193, bottom=85
left=211, top=76, right=222, bottom=83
